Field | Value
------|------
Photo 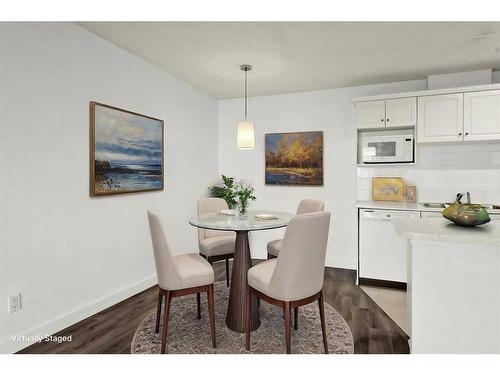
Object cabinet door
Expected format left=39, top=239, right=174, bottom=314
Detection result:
left=356, top=100, right=386, bottom=129
left=385, top=97, right=416, bottom=128
left=464, top=90, right=500, bottom=141
left=417, top=94, right=464, bottom=143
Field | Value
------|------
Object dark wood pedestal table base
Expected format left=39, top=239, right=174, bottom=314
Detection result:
left=189, top=210, right=294, bottom=333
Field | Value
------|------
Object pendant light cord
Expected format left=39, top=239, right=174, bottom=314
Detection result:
left=244, top=69, right=248, bottom=121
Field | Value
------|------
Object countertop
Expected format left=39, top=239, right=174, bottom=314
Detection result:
left=355, top=200, right=500, bottom=214
left=393, top=217, right=500, bottom=245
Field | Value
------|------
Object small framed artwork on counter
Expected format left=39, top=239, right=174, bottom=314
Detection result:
left=404, top=185, right=417, bottom=203
left=372, top=177, right=404, bottom=202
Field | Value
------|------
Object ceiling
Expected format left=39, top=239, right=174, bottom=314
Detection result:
left=79, top=22, right=500, bottom=99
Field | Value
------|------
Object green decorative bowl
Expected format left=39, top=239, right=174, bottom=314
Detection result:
left=442, top=203, right=491, bottom=227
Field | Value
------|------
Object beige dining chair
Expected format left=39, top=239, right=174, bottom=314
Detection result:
left=267, top=199, right=325, bottom=260
left=246, top=212, right=331, bottom=354
left=197, top=198, right=236, bottom=286
left=147, top=211, right=216, bottom=354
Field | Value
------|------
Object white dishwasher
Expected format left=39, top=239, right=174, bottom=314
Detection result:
left=359, top=209, right=420, bottom=283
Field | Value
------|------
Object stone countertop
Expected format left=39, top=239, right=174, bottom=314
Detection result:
left=355, top=200, right=500, bottom=214
left=393, top=217, right=500, bottom=246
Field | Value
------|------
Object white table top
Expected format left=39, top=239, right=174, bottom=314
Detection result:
left=393, top=217, right=500, bottom=246
left=189, top=210, right=295, bottom=232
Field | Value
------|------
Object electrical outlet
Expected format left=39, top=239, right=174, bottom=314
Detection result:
left=8, top=293, right=21, bottom=314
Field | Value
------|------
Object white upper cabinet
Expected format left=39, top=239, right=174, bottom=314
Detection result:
left=417, top=94, right=464, bottom=143
left=356, top=97, right=416, bottom=130
left=385, top=97, right=417, bottom=128
left=464, top=90, right=500, bottom=141
left=356, top=100, right=386, bottom=129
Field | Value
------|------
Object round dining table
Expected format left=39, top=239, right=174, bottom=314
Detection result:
left=189, top=210, right=294, bottom=333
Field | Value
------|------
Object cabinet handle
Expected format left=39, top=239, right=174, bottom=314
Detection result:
left=465, top=132, right=469, bottom=136
left=381, top=119, right=384, bottom=122
left=386, top=118, right=390, bottom=122
left=458, top=132, right=463, bottom=136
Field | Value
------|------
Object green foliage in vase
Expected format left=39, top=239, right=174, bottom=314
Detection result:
left=209, top=175, right=238, bottom=209
left=233, top=180, right=257, bottom=214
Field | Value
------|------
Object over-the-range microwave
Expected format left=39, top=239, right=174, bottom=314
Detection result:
left=359, top=133, right=414, bottom=164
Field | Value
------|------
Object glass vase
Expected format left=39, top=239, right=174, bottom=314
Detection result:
left=238, top=201, right=248, bottom=218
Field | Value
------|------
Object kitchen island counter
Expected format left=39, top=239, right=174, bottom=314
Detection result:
left=393, top=217, right=500, bottom=245
left=394, top=217, right=500, bottom=354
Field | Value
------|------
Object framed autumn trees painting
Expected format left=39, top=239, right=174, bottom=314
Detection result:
left=90, top=102, right=164, bottom=196
left=265, top=131, right=323, bottom=186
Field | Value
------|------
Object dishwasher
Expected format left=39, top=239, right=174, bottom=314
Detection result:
left=359, top=209, right=420, bottom=283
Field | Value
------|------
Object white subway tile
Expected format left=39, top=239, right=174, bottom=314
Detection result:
left=357, top=168, right=370, bottom=178
left=357, top=189, right=370, bottom=201
left=419, top=190, right=439, bottom=202
left=484, top=191, right=500, bottom=204
left=357, top=177, right=370, bottom=190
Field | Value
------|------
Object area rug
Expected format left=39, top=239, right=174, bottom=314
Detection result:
left=131, top=281, right=354, bottom=354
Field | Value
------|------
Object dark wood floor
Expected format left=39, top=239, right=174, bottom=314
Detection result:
left=18, top=261, right=409, bottom=354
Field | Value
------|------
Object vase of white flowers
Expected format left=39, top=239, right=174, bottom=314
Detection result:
left=233, top=180, right=256, bottom=218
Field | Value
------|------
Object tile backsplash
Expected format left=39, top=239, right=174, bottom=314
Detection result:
left=357, top=142, right=500, bottom=204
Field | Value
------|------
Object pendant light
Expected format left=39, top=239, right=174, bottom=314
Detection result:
left=236, top=64, right=255, bottom=150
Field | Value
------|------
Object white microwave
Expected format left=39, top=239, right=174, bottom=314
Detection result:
left=360, top=133, right=414, bottom=164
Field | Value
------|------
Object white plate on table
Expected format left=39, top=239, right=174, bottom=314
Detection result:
left=255, top=213, right=279, bottom=221
left=216, top=209, right=238, bottom=216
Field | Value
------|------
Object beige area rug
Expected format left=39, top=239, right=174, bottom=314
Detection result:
left=131, top=281, right=354, bottom=354
left=361, top=286, right=409, bottom=335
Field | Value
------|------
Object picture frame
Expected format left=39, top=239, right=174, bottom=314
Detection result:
left=90, top=101, right=164, bottom=196
left=404, top=185, right=417, bottom=203
left=264, top=131, right=323, bottom=186
left=372, top=177, right=404, bottom=202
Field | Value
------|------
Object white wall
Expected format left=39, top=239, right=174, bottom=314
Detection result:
left=218, top=80, right=427, bottom=269
left=0, top=23, right=218, bottom=353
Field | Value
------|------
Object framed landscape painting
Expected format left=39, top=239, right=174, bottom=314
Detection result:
left=90, top=102, right=164, bottom=196
left=265, top=131, right=323, bottom=186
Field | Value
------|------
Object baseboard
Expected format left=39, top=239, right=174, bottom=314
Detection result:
left=359, top=277, right=407, bottom=290
left=0, top=274, right=157, bottom=354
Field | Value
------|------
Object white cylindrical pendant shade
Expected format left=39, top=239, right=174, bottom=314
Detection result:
left=236, top=121, right=255, bottom=150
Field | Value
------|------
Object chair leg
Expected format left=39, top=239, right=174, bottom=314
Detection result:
left=267, top=253, right=271, bottom=260
left=245, top=285, right=252, bottom=351
left=196, top=292, right=201, bottom=319
left=294, top=306, right=298, bottom=330
left=225, top=258, right=230, bottom=287
left=155, top=289, right=163, bottom=333
left=207, top=284, right=216, bottom=348
left=160, top=291, right=172, bottom=354
left=318, top=291, right=329, bottom=354
left=284, top=301, right=291, bottom=354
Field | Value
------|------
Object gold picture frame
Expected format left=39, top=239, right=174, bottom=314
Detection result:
left=372, top=177, right=404, bottom=202
left=90, top=101, right=164, bottom=196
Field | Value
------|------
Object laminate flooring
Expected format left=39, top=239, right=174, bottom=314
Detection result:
left=19, top=261, right=409, bottom=354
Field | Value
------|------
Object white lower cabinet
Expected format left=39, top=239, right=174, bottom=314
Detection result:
left=359, top=209, right=420, bottom=283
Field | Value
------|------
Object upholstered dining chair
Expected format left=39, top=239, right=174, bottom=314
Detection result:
left=246, top=212, right=331, bottom=354
left=147, top=211, right=216, bottom=354
left=197, top=198, right=236, bottom=287
left=267, top=199, right=325, bottom=260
